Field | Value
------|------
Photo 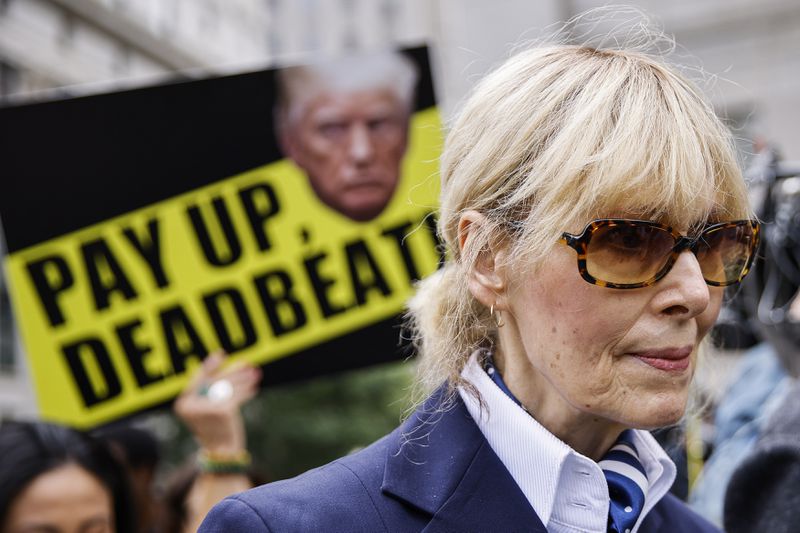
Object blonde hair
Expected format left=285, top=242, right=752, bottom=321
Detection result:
left=407, top=21, right=752, bottom=403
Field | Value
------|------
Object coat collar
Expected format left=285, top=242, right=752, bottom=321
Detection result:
left=381, top=386, right=547, bottom=532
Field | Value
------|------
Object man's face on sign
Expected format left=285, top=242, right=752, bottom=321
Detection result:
left=281, top=88, right=410, bottom=222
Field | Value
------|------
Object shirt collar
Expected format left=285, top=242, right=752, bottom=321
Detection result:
left=459, top=350, right=676, bottom=532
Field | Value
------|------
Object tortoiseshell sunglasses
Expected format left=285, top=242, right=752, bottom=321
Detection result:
left=559, top=219, right=760, bottom=289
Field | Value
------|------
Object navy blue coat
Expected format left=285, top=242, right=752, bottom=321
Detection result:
left=200, top=389, right=720, bottom=532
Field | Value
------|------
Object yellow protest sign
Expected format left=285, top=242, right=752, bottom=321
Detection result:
left=4, top=107, right=441, bottom=428
left=1, top=46, right=442, bottom=428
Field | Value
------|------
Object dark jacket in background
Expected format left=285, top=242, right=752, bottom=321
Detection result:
left=725, top=380, right=800, bottom=533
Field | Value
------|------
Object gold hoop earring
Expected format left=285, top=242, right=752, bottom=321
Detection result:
left=490, top=304, right=505, bottom=328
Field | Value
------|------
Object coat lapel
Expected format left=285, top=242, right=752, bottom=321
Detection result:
left=638, top=499, right=667, bottom=533
left=381, top=387, right=547, bottom=532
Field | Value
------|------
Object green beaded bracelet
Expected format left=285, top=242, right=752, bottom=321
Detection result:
left=197, top=449, right=251, bottom=474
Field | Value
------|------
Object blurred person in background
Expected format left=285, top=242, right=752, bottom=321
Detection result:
left=724, top=377, right=800, bottom=533
left=93, top=425, right=162, bottom=533
left=689, top=146, right=800, bottom=531
left=200, top=11, right=758, bottom=533
left=274, top=51, right=418, bottom=222
left=722, top=164, right=800, bottom=533
left=166, top=351, right=262, bottom=532
left=161, top=460, right=267, bottom=533
left=0, top=421, right=135, bottom=533
left=89, top=350, right=262, bottom=533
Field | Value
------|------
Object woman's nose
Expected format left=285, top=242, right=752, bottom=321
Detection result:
left=656, top=251, right=711, bottom=317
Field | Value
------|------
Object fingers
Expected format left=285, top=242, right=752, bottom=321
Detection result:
left=204, top=351, right=225, bottom=373
left=218, top=366, right=262, bottom=406
left=233, top=367, right=262, bottom=404
left=222, top=365, right=261, bottom=387
left=216, top=356, right=255, bottom=378
left=182, top=350, right=226, bottom=397
left=179, top=350, right=262, bottom=409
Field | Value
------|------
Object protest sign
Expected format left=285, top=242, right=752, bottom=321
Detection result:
left=0, top=47, right=441, bottom=428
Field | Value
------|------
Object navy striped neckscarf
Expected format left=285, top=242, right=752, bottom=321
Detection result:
left=482, top=354, right=648, bottom=533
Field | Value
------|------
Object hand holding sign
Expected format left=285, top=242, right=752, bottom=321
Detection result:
left=174, top=352, right=260, bottom=532
left=174, top=351, right=261, bottom=456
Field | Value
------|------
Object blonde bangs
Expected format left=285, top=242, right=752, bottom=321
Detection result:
left=583, top=60, right=751, bottom=227
left=504, top=49, right=752, bottom=270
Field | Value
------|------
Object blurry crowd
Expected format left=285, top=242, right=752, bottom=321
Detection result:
left=689, top=146, right=800, bottom=533
left=0, top=351, right=264, bottom=533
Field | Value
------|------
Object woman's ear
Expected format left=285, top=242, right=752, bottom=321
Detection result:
left=458, top=210, right=508, bottom=309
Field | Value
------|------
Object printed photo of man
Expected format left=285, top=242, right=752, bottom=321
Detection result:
left=275, top=51, right=419, bottom=222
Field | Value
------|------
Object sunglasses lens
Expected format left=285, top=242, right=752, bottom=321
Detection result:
left=585, top=223, right=675, bottom=285
left=695, top=223, right=757, bottom=285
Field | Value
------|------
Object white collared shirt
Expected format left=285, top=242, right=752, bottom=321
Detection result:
left=459, top=352, right=676, bottom=533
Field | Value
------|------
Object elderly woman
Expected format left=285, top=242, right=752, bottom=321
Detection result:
left=200, top=36, right=758, bottom=533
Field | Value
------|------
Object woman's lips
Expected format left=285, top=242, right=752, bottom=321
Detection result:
left=630, top=346, right=693, bottom=372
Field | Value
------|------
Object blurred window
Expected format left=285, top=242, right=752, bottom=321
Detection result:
left=0, top=61, right=21, bottom=102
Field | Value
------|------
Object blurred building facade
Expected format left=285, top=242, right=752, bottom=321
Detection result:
left=1, top=0, right=798, bottom=420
